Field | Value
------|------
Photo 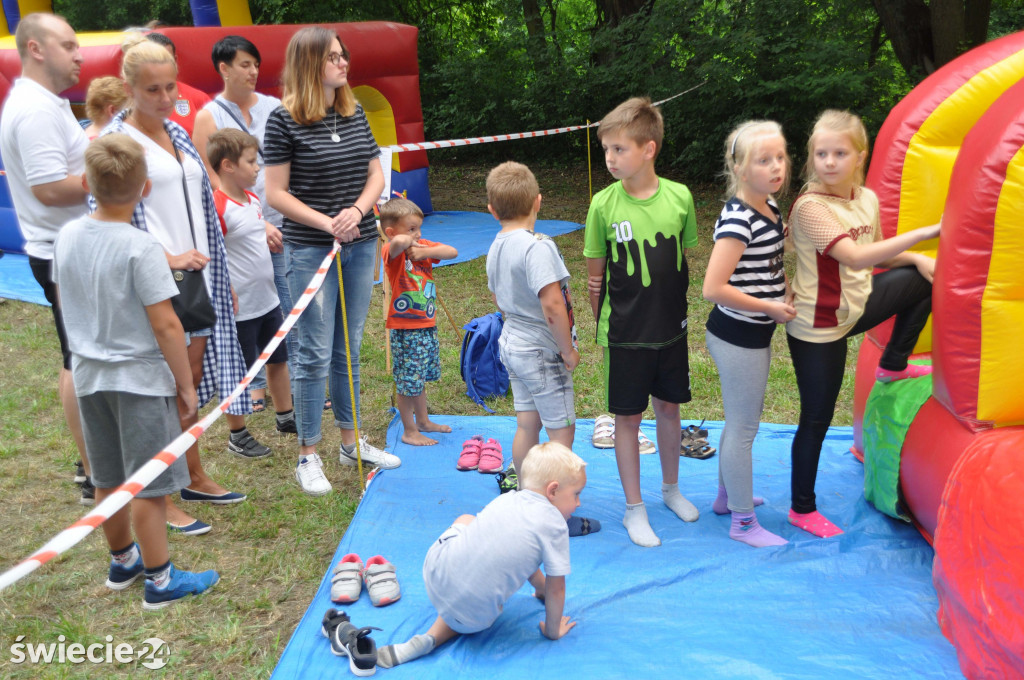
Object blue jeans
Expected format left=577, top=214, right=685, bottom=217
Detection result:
left=286, top=239, right=376, bottom=446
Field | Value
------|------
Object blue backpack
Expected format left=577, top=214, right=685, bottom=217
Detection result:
left=460, top=312, right=509, bottom=412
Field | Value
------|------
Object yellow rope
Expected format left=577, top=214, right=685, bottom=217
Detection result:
left=336, top=249, right=365, bottom=489
left=587, top=119, right=593, bottom=200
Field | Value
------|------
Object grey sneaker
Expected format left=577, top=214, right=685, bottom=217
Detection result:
left=228, top=431, right=272, bottom=459
left=339, top=437, right=401, bottom=470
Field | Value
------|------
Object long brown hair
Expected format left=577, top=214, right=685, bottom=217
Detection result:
left=281, top=26, right=356, bottom=125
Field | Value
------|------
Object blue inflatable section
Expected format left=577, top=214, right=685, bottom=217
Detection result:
left=271, top=415, right=962, bottom=679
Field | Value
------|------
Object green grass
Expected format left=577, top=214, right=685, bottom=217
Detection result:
left=0, top=161, right=856, bottom=678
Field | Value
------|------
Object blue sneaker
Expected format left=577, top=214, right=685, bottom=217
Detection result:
left=106, top=546, right=144, bottom=591
left=143, top=564, right=220, bottom=611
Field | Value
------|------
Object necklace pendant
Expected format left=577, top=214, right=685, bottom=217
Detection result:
left=330, top=133, right=341, bottom=143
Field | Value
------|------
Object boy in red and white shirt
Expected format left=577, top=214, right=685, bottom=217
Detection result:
left=207, top=129, right=295, bottom=460
left=380, top=198, right=458, bottom=445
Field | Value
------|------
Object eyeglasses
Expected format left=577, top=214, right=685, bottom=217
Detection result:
left=325, top=52, right=347, bottom=65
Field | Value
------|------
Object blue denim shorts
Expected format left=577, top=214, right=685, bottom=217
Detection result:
left=391, top=327, right=441, bottom=396
left=499, top=336, right=575, bottom=430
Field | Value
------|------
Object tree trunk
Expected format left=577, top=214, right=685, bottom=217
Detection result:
left=595, top=0, right=653, bottom=30
left=871, top=0, right=993, bottom=80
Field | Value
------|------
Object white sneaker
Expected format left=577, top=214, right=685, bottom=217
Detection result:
left=339, top=437, right=401, bottom=470
left=296, top=453, right=332, bottom=496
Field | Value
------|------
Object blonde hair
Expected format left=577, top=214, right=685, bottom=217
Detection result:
left=723, top=120, right=790, bottom=198
left=803, top=109, right=869, bottom=187
left=519, top=442, right=586, bottom=492
left=486, top=161, right=539, bottom=221
left=86, top=133, right=147, bottom=205
left=379, top=197, right=424, bottom=229
left=15, top=13, right=67, bottom=61
left=120, top=33, right=176, bottom=87
left=85, top=76, right=128, bottom=123
left=281, top=26, right=357, bottom=125
left=207, top=128, right=258, bottom=174
left=597, top=97, right=664, bottom=157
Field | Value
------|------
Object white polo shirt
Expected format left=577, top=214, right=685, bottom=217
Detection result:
left=0, top=77, right=89, bottom=259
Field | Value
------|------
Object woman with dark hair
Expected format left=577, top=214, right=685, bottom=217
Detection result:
left=265, top=27, right=399, bottom=496
left=193, top=35, right=296, bottom=434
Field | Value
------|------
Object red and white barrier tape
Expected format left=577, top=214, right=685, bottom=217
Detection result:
left=0, top=242, right=341, bottom=592
left=382, top=82, right=706, bottom=154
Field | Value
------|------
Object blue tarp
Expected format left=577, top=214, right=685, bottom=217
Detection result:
left=0, top=212, right=582, bottom=307
left=418, top=211, right=583, bottom=268
left=0, top=252, right=47, bottom=305
left=271, top=415, right=963, bottom=679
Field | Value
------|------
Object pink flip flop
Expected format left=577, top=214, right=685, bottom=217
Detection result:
left=477, top=438, right=504, bottom=474
left=457, top=435, right=484, bottom=471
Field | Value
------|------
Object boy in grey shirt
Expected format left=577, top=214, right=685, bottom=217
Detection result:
left=52, top=134, right=218, bottom=610
left=484, top=162, right=597, bottom=537
left=377, top=442, right=586, bottom=668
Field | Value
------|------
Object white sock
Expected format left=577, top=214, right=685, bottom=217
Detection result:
left=623, top=502, right=661, bottom=547
left=377, top=634, right=435, bottom=668
left=662, top=482, right=699, bottom=522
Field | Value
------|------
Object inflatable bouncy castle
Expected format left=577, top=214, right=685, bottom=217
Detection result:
left=852, top=31, right=1024, bottom=679
left=0, top=0, right=431, bottom=254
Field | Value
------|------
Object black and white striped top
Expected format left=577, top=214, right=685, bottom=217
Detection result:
left=263, top=104, right=381, bottom=248
left=705, top=197, right=786, bottom=349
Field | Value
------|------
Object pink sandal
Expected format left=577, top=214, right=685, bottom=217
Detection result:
left=457, top=435, right=484, bottom=471
left=477, top=438, right=504, bottom=474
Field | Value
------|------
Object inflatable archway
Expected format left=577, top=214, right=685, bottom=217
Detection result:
left=0, top=5, right=431, bottom=253
left=854, top=30, right=1024, bottom=679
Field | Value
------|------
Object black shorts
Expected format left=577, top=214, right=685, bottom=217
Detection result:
left=235, top=306, right=288, bottom=369
left=605, top=338, right=691, bottom=415
left=29, top=255, right=72, bottom=370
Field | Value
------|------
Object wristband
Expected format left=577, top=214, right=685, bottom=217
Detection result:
left=351, top=204, right=364, bottom=218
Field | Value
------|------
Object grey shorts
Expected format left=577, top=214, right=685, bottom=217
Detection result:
left=78, top=392, right=190, bottom=498
left=423, top=524, right=497, bottom=634
left=499, top=337, right=575, bottom=430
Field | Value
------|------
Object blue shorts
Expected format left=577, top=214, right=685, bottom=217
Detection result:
left=391, top=327, right=440, bottom=396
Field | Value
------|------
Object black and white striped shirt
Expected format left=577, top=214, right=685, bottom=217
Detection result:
left=705, top=197, right=786, bottom=349
left=263, top=104, right=380, bottom=247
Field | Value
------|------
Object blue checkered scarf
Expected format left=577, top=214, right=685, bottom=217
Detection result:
left=100, top=111, right=251, bottom=415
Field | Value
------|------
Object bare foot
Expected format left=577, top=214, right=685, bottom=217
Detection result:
left=418, top=420, right=452, bottom=434
left=402, top=431, right=439, bottom=446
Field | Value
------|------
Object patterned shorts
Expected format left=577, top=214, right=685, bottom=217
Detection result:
left=391, top=327, right=441, bottom=396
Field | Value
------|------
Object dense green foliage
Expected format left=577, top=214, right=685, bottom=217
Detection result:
left=52, top=0, right=1022, bottom=179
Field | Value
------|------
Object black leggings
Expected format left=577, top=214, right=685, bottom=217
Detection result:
left=787, top=266, right=931, bottom=514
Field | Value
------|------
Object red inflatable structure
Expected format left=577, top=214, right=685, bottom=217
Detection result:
left=0, top=22, right=431, bottom=253
left=854, top=31, right=1024, bottom=679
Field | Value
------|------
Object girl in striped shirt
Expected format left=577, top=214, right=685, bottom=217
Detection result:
left=702, top=120, right=794, bottom=547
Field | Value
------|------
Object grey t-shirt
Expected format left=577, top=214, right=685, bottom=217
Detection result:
left=486, top=229, right=576, bottom=353
left=425, top=489, right=570, bottom=629
left=52, top=216, right=180, bottom=397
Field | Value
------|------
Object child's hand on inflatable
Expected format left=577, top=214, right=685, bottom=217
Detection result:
left=914, top=253, right=937, bottom=283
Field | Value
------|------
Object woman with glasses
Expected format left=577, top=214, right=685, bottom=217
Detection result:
left=264, top=26, right=400, bottom=496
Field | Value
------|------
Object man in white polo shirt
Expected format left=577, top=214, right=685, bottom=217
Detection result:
left=0, top=13, right=93, bottom=503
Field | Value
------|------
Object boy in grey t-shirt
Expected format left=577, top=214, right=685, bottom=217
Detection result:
left=484, top=162, right=598, bottom=537
left=52, top=134, right=218, bottom=610
left=377, top=442, right=586, bottom=668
